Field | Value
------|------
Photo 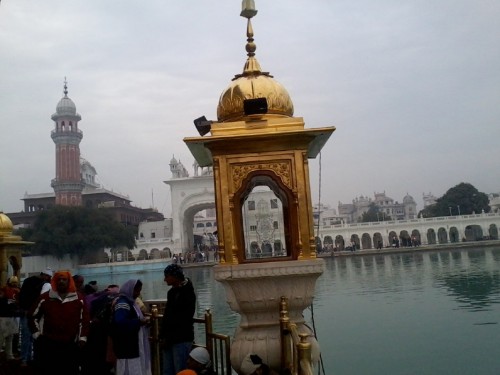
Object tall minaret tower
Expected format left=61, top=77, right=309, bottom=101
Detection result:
left=50, top=79, right=85, bottom=206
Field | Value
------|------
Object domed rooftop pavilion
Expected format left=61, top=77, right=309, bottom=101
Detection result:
left=51, top=78, right=81, bottom=121
left=186, top=6, right=334, bottom=167
left=217, top=52, right=294, bottom=122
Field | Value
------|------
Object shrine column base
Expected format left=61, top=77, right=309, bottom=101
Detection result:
left=214, top=258, right=325, bottom=373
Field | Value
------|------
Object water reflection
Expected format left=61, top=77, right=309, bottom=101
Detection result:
left=84, top=246, right=500, bottom=375
left=318, top=246, right=500, bottom=375
left=437, top=270, right=500, bottom=312
left=326, top=248, right=500, bottom=313
left=435, top=248, right=500, bottom=312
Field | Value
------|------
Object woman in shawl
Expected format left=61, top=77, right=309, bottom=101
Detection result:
left=110, top=279, right=151, bottom=375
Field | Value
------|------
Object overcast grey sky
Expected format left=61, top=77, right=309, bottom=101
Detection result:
left=1, top=0, right=499, bottom=217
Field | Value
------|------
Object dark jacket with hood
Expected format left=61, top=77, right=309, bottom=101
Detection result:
left=160, top=278, right=196, bottom=346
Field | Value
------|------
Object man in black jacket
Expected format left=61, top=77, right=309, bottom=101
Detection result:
left=18, top=268, right=52, bottom=367
left=160, top=264, right=196, bottom=375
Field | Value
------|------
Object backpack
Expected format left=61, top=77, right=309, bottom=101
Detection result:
left=18, top=276, right=44, bottom=310
left=91, top=292, right=119, bottom=330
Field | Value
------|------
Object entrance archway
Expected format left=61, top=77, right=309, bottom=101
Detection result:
left=166, top=173, right=215, bottom=253
left=437, top=227, right=448, bottom=244
left=427, top=229, right=436, bottom=244
left=489, top=224, right=498, bottom=240
left=388, top=231, right=398, bottom=247
left=335, top=235, right=344, bottom=251
left=180, top=201, right=216, bottom=252
left=373, top=232, right=383, bottom=249
left=449, top=227, right=459, bottom=243
left=411, top=230, right=421, bottom=246
left=361, top=233, right=372, bottom=249
left=465, top=225, right=483, bottom=241
left=315, top=236, right=322, bottom=253
left=350, top=234, right=360, bottom=250
left=400, top=230, right=410, bottom=247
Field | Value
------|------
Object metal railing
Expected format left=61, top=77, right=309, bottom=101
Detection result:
left=146, top=297, right=316, bottom=375
left=145, top=301, right=232, bottom=375
left=279, top=297, right=314, bottom=375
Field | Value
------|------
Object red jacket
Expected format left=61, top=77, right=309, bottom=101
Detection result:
left=29, top=289, right=90, bottom=343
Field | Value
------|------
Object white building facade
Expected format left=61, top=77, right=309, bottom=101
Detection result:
left=338, top=192, right=417, bottom=223
left=134, top=160, right=500, bottom=255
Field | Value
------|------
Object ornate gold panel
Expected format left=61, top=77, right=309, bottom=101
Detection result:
left=231, top=161, right=292, bottom=192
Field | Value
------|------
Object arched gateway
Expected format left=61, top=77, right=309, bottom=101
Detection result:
left=164, top=158, right=215, bottom=253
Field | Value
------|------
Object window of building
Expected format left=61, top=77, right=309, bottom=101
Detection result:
left=196, top=223, right=205, bottom=228
left=271, top=199, right=278, bottom=209
left=248, top=201, right=255, bottom=210
left=273, top=221, right=279, bottom=229
left=151, top=232, right=156, bottom=238
left=250, top=225, right=257, bottom=231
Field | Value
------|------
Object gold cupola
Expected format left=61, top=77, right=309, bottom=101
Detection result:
left=0, top=212, right=33, bottom=286
left=216, top=4, right=294, bottom=122
left=0, top=212, right=13, bottom=235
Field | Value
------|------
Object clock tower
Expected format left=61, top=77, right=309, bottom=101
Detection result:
left=50, top=79, right=85, bottom=206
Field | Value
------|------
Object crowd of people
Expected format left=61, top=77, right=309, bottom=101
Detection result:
left=1, top=264, right=282, bottom=375
left=172, top=246, right=219, bottom=265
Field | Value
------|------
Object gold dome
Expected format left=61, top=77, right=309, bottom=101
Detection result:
left=217, top=72, right=294, bottom=122
left=216, top=13, right=294, bottom=123
left=0, top=212, right=14, bottom=235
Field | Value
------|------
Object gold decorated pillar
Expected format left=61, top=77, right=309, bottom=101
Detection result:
left=184, top=1, right=335, bottom=372
left=0, top=213, right=31, bottom=286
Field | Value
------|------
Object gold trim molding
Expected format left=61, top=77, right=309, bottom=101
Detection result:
left=232, top=161, right=291, bottom=192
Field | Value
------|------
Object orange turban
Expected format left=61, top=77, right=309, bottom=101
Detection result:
left=51, top=270, right=76, bottom=292
left=177, top=370, right=197, bottom=375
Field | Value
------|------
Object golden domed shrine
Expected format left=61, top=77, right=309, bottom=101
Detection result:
left=185, top=3, right=335, bottom=265
left=184, top=1, right=335, bottom=372
left=0, top=212, right=32, bottom=286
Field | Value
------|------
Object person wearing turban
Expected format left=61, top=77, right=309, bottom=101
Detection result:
left=28, top=270, right=90, bottom=374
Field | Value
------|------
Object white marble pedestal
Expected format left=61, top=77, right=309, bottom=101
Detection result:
left=214, top=258, right=325, bottom=373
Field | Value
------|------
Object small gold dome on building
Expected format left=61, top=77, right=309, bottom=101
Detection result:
left=217, top=69, right=294, bottom=122
left=216, top=7, right=294, bottom=123
left=0, top=212, right=14, bottom=235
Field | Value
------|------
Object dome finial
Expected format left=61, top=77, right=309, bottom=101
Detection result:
left=239, top=0, right=265, bottom=77
left=216, top=0, right=293, bottom=121
left=241, top=0, right=257, bottom=59
left=63, top=77, right=68, bottom=97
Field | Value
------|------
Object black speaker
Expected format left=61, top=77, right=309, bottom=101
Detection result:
left=193, top=116, right=212, bottom=136
left=243, top=98, right=268, bottom=116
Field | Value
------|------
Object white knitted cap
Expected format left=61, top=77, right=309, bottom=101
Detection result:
left=189, top=347, right=210, bottom=366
